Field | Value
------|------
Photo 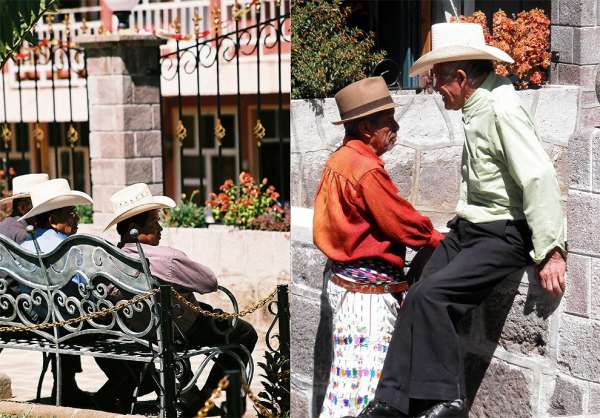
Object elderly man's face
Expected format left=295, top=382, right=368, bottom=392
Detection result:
left=364, top=109, right=399, bottom=156
left=432, top=64, right=469, bottom=111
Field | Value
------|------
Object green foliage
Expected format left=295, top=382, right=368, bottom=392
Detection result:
left=0, top=0, right=57, bottom=67
left=291, top=0, right=386, bottom=99
left=75, top=204, right=92, bottom=224
left=207, top=172, right=285, bottom=230
left=255, top=349, right=290, bottom=418
left=162, top=190, right=206, bottom=228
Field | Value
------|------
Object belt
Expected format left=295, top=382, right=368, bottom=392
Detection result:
left=331, top=274, right=409, bottom=294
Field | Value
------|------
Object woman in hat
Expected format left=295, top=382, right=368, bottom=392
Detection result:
left=18, top=178, right=94, bottom=408
left=313, top=77, right=444, bottom=418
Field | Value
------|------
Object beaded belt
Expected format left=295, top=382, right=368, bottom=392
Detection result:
left=331, top=274, right=408, bottom=294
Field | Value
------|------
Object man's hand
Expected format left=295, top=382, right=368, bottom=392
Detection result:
left=536, top=248, right=566, bottom=298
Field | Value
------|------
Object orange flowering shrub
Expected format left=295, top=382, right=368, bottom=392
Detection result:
left=206, top=172, right=285, bottom=229
left=453, top=8, right=551, bottom=89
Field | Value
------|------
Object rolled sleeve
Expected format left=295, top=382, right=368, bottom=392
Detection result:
left=360, top=168, right=443, bottom=250
left=495, top=106, right=566, bottom=263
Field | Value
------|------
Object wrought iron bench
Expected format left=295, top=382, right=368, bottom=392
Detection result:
left=0, top=229, right=252, bottom=417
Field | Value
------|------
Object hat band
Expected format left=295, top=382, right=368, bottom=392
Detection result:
left=340, top=96, right=394, bottom=121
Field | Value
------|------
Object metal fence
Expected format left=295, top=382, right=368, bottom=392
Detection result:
left=160, top=1, right=291, bottom=203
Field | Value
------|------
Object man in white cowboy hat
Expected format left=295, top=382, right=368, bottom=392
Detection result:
left=18, top=178, right=95, bottom=408
left=94, top=183, right=257, bottom=415
left=0, top=173, right=49, bottom=243
left=313, top=76, right=444, bottom=418
left=354, top=23, right=566, bottom=418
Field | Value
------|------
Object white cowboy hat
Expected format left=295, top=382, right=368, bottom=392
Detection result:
left=408, top=23, right=514, bottom=77
left=0, top=173, right=50, bottom=204
left=19, top=178, right=93, bottom=221
left=104, top=183, right=175, bottom=231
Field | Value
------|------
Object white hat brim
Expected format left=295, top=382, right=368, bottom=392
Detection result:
left=0, top=192, right=30, bottom=205
left=19, top=191, right=93, bottom=222
left=408, top=44, right=514, bottom=77
left=103, top=195, right=176, bottom=231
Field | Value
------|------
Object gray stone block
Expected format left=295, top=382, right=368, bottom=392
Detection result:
left=291, top=294, right=329, bottom=381
left=582, top=106, right=600, bottom=128
left=291, top=153, right=304, bottom=207
left=558, top=0, right=597, bottom=26
left=551, top=26, right=574, bottom=64
left=543, top=143, right=569, bottom=196
left=547, top=375, right=584, bottom=416
left=124, top=158, right=154, bottom=184
left=482, top=268, right=555, bottom=356
left=557, top=63, right=598, bottom=89
left=590, top=258, right=600, bottom=320
left=534, top=87, right=579, bottom=145
left=590, top=381, right=600, bottom=414
left=134, top=131, right=162, bottom=157
left=0, top=373, right=11, bottom=400
left=568, top=128, right=592, bottom=191
left=382, top=144, right=417, bottom=198
left=89, top=132, right=135, bottom=159
left=131, top=76, right=160, bottom=104
left=122, top=105, right=154, bottom=131
left=573, top=27, right=600, bottom=65
left=398, top=95, right=452, bottom=148
left=566, top=190, right=600, bottom=256
left=301, top=150, right=330, bottom=208
left=417, top=147, right=461, bottom=211
left=151, top=104, right=161, bottom=130
left=88, top=75, right=133, bottom=105
left=465, top=355, right=532, bottom=418
left=558, top=314, right=600, bottom=382
left=291, top=99, right=343, bottom=154
left=518, top=89, right=539, bottom=117
left=590, top=129, right=600, bottom=190
left=291, top=381, right=312, bottom=418
left=552, top=0, right=560, bottom=23
left=564, top=254, right=590, bottom=317
left=596, top=63, right=600, bottom=100
left=292, top=241, right=327, bottom=291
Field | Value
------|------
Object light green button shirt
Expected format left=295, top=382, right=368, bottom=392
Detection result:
left=456, top=72, right=566, bottom=264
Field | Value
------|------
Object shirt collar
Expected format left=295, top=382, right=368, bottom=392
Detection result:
left=344, top=138, right=384, bottom=167
left=462, top=71, right=496, bottom=124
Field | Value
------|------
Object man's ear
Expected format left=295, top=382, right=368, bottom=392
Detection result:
left=356, top=118, right=372, bottom=139
left=456, top=69, right=468, bottom=89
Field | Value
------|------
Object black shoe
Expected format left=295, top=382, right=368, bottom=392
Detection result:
left=345, top=400, right=410, bottom=418
left=415, top=399, right=466, bottom=418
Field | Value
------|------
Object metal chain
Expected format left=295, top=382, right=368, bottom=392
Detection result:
left=195, top=376, right=230, bottom=418
left=172, top=289, right=277, bottom=320
left=244, top=383, right=277, bottom=418
left=0, top=289, right=159, bottom=333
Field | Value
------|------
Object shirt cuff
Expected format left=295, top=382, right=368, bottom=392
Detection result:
left=530, top=241, right=567, bottom=264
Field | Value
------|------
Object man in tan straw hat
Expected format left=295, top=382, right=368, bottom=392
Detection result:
left=355, top=23, right=566, bottom=418
left=18, top=178, right=95, bottom=408
left=94, top=183, right=257, bottom=415
left=313, top=76, right=444, bottom=418
left=0, top=173, right=49, bottom=243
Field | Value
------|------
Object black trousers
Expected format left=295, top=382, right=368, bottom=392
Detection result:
left=96, top=302, right=258, bottom=406
left=375, top=218, right=533, bottom=414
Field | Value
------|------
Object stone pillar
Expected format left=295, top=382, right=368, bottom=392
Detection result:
left=550, top=0, right=600, bottom=127
left=77, top=34, right=165, bottom=226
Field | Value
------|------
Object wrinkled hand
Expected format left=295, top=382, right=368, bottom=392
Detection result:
left=536, top=248, right=566, bottom=298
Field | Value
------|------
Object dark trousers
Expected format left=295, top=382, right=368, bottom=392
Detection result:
left=95, top=303, right=258, bottom=408
left=375, top=218, right=532, bottom=414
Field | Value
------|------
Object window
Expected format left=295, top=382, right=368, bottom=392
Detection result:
left=257, top=108, right=290, bottom=202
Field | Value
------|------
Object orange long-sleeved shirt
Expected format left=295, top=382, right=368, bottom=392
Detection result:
left=313, top=139, right=444, bottom=269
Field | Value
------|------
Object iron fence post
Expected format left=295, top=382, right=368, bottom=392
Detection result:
left=224, top=368, right=245, bottom=418
left=276, top=284, right=290, bottom=358
left=159, top=284, right=177, bottom=418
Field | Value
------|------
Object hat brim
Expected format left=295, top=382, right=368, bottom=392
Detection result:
left=408, top=45, right=514, bottom=77
left=0, top=192, right=30, bottom=205
left=103, top=196, right=176, bottom=232
left=331, top=102, right=401, bottom=125
left=19, top=191, right=93, bottom=222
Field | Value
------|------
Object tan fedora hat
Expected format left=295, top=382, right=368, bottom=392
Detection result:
left=0, top=173, right=50, bottom=204
left=331, top=77, right=400, bottom=125
left=104, top=183, right=175, bottom=231
left=19, top=178, right=93, bottom=221
left=409, top=23, right=514, bottom=77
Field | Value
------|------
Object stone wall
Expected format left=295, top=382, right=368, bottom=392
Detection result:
left=290, top=85, right=592, bottom=417
left=550, top=0, right=600, bottom=127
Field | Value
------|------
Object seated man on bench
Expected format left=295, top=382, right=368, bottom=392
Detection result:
left=95, top=183, right=258, bottom=415
left=18, top=177, right=95, bottom=408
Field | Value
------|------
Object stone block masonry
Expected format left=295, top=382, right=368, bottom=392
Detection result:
left=289, top=87, right=599, bottom=417
left=76, top=34, right=165, bottom=223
